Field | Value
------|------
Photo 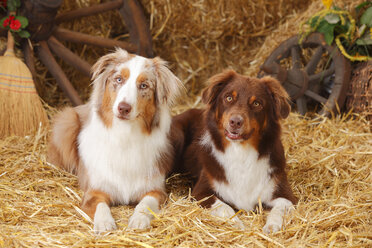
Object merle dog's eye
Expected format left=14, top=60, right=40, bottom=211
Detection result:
left=140, top=83, right=148, bottom=89
left=226, top=95, right=233, bottom=102
left=116, top=77, right=123, bottom=84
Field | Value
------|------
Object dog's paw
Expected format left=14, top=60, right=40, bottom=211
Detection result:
left=263, top=221, right=281, bottom=234
left=93, top=204, right=117, bottom=234
left=94, top=216, right=117, bottom=234
left=210, top=200, right=244, bottom=229
left=128, top=213, right=151, bottom=230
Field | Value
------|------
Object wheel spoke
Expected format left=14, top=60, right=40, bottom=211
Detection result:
left=309, top=65, right=335, bottom=84
left=120, top=0, right=154, bottom=57
left=53, top=27, right=137, bottom=53
left=36, top=41, right=83, bottom=106
left=296, top=97, right=307, bottom=115
left=22, top=40, right=37, bottom=79
left=47, top=36, right=92, bottom=77
left=305, top=46, right=323, bottom=75
left=260, top=63, right=288, bottom=83
left=55, top=0, right=124, bottom=24
left=291, top=46, right=301, bottom=69
left=304, top=90, right=327, bottom=104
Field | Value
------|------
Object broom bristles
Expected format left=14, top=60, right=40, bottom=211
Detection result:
left=0, top=35, right=49, bottom=138
left=0, top=89, right=49, bottom=138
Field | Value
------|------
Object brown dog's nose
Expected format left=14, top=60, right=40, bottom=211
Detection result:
left=118, top=101, right=132, bottom=116
left=229, top=115, right=243, bottom=129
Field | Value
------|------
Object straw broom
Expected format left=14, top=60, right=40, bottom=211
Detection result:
left=0, top=30, right=49, bottom=138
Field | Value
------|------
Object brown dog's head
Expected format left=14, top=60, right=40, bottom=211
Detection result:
left=202, top=70, right=290, bottom=147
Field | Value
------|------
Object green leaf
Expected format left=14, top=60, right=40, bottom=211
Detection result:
left=7, top=1, right=17, bottom=12
left=332, top=6, right=342, bottom=11
left=358, top=24, right=367, bottom=37
left=16, top=16, right=29, bottom=28
left=0, top=16, right=8, bottom=29
left=356, top=37, right=372, bottom=45
left=317, top=21, right=335, bottom=45
left=360, top=7, right=372, bottom=27
left=14, top=0, right=21, bottom=8
left=17, top=30, right=30, bottom=38
left=356, top=1, right=372, bottom=11
left=309, top=16, right=320, bottom=28
left=356, top=28, right=372, bottom=45
left=324, top=13, right=340, bottom=24
left=7, top=0, right=21, bottom=11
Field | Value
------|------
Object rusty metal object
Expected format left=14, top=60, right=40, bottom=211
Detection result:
left=258, top=33, right=351, bottom=116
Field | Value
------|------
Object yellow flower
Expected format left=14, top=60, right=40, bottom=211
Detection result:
left=322, top=0, right=333, bottom=9
left=370, top=27, right=372, bottom=40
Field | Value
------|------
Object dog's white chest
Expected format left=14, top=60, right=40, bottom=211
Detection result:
left=78, top=113, right=168, bottom=204
left=208, top=138, right=276, bottom=211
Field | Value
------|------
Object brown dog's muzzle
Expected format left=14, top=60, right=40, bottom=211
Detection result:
left=223, top=112, right=245, bottom=140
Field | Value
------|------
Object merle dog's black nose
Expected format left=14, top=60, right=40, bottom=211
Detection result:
left=229, top=115, right=243, bottom=129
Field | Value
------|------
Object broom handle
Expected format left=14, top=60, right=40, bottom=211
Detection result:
left=6, top=11, right=16, bottom=53
left=6, top=30, right=14, bottom=53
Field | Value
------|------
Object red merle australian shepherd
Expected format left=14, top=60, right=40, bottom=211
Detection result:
left=48, top=49, right=183, bottom=234
left=171, top=70, right=297, bottom=233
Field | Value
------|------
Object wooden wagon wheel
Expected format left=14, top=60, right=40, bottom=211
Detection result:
left=10, top=0, right=153, bottom=106
left=258, top=33, right=351, bottom=116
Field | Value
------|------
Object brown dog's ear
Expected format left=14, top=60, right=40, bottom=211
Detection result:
left=153, top=57, right=184, bottom=106
left=202, top=70, right=236, bottom=105
left=261, top=76, right=291, bottom=119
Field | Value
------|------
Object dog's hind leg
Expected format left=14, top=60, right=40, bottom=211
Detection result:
left=47, top=104, right=90, bottom=174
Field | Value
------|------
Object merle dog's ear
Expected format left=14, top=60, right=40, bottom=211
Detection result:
left=90, top=48, right=131, bottom=109
left=202, top=70, right=236, bottom=105
left=261, top=76, right=291, bottom=119
left=152, top=57, right=184, bottom=107
left=91, top=48, right=129, bottom=82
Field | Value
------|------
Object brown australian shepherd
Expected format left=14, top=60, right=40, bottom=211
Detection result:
left=171, top=70, right=297, bottom=233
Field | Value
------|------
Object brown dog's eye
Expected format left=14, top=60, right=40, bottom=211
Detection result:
left=253, top=101, right=260, bottom=107
left=226, top=95, right=233, bottom=102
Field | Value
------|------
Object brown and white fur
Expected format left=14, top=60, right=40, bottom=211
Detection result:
left=47, top=48, right=183, bottom=233
left=171, top=70, right=297, bottom=233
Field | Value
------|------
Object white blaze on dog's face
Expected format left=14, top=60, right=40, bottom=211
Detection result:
left=90, top=48, right=182, bottom=133
left=112, top=56, right=155, bottom=121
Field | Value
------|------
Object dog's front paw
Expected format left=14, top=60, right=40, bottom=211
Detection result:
left=263, top=221, right=281, bottom=234
left=128, top=213, right=151, bottom=230
left=210, top=200, right=244, bottom=229
left=94, top=203, right=117, bottom=234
